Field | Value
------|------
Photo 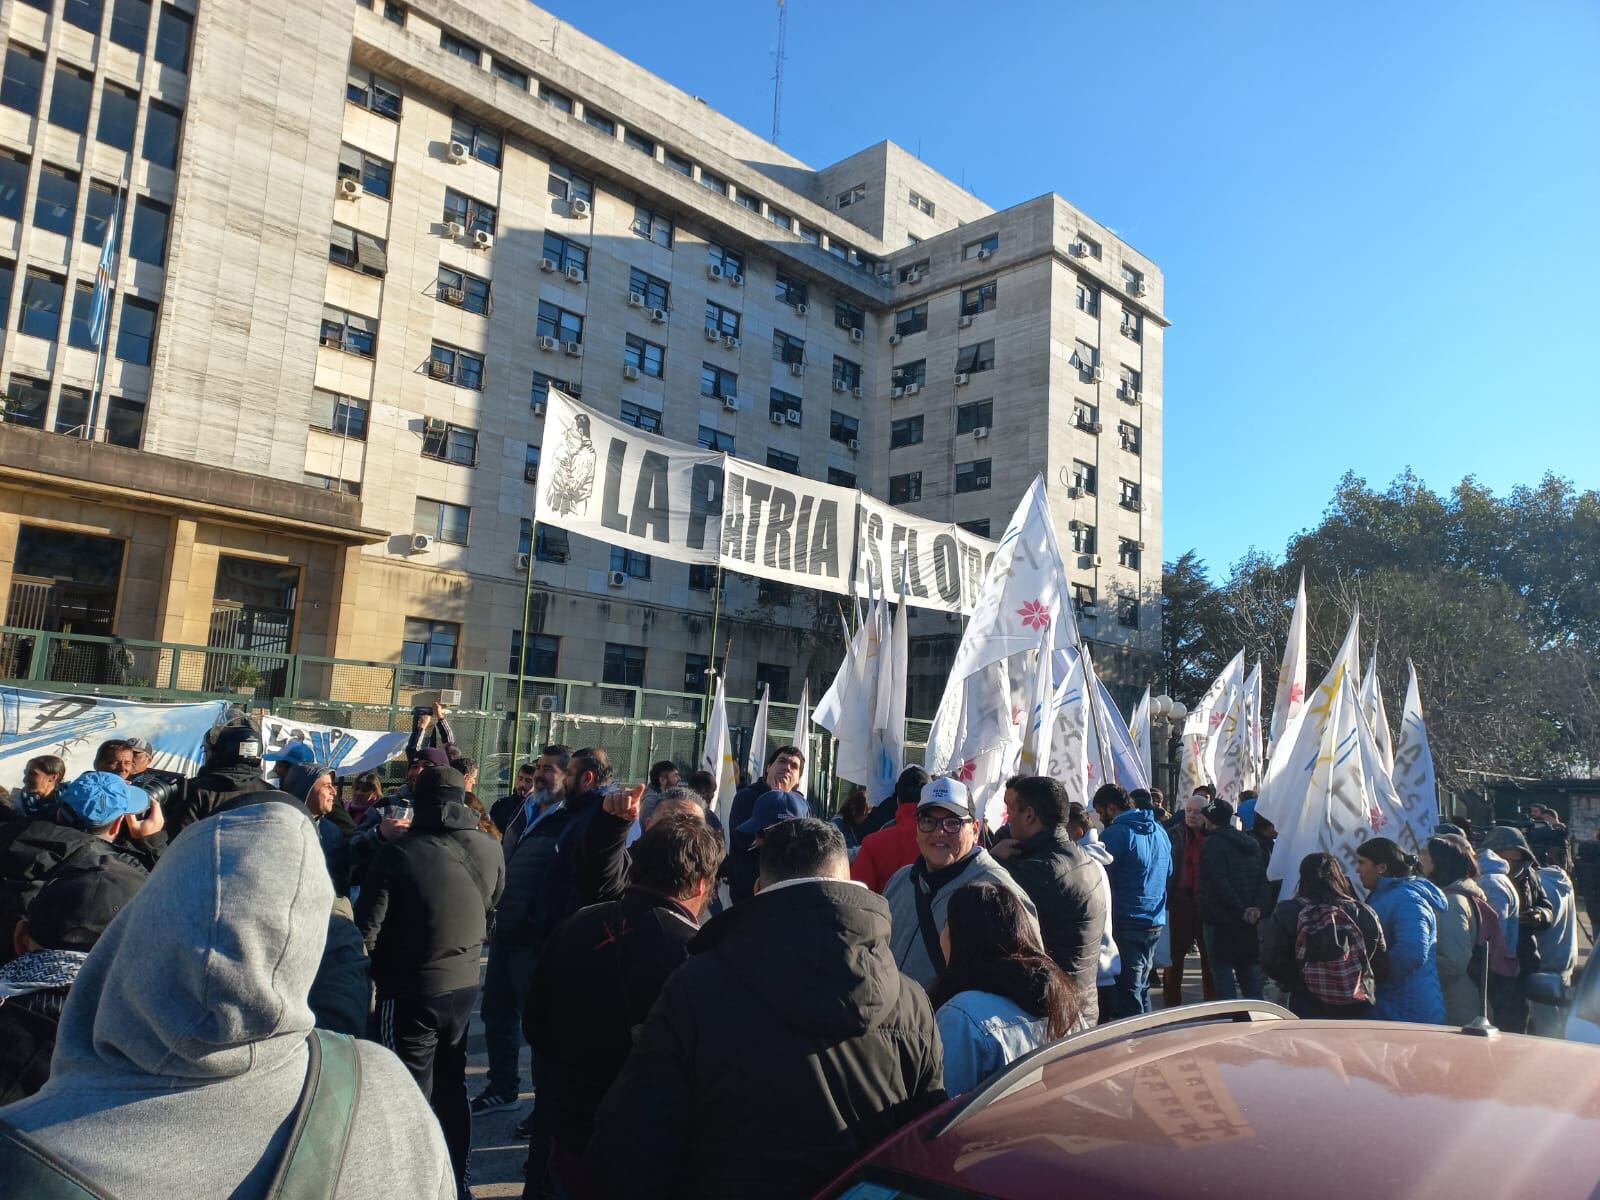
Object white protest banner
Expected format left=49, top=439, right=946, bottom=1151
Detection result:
left=0, top=685, right=226, bottom=790
left=1270, top=569, right=1308, bottom=751
left=535, top=389, right=723, bottom=565
left=1392, top=660, right=1439, bottom=852
left=259, top=714, right=409, bottom=778
left=719, top=457, right=855, bottom=594
left=854, top=495, right=993, bottom=614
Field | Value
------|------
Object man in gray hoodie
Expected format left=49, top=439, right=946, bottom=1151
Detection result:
left=0, top=801, right=454, bottom=1199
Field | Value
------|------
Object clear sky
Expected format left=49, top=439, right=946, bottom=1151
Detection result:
left=535, top=0, right=1600, bottom=577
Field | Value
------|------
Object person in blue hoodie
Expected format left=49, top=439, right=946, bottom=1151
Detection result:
left=1094, top=785, right=1171, bottom=1019
left=1356, top=837, right=1447, bottom=1024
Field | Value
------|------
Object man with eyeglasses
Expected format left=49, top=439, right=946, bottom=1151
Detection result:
left=883, top=777, right=1039, bottom=989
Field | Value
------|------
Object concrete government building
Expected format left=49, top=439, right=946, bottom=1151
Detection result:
left=0, top=0, right=1165, bottom=716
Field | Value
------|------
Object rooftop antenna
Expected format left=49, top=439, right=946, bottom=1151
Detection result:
left=771, top=0, right=787, bottom=144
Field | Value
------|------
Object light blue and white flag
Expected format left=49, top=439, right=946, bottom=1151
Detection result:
left=88, top=209, right=118, bottom=346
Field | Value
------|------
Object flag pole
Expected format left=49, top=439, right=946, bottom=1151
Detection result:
left=85, top=176, right=125, bottom=441
left=699, top=559, right=724, bottom=744
left=1080, top=639, right=1113, bottom=789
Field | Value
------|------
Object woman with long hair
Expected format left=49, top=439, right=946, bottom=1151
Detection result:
left=928, top=882, right=1079, bottom=1094
left=1259, top=852, right=1387, bottom=1018
left=1421, top=833, right=1493, bottom=1025
left=1356, top=838, right=1448, bottom=1024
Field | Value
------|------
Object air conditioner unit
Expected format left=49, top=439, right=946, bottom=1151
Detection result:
left=973, top=425, right=990, bottom=439
left=1086, top=366, right=1103, bottom=382
left=785, top=409, right=801, bottom=425
left=424, top=416, right=448, bottom=432
left=538, top=335, right=559, bottom=352
left=1070, top=241, right=1090, bottom=257
left=1067, top=486, right=1082, bottom=498
left=954, top=373, right=970, bottom=386
left=847, top=438, right=860, bottom=453
left=564, top=265, right=583, bottom=283
left=723, top=335, right=741, bottom=350
left=888, top=333, right=903, bottom=346
left=721, top=395, right=739, bottom=411
left=1132, top=281, right=1149, bottom=297
left=536, top=694, right=559, bottom=713
left=563, top=341, right=583, bottom=357
left=474, top=230, right=495, bottom=249
left=539, top=257, right=557, bottom=273
left=1135, top=539, right=1146, bottom=550
left=851, top=386, right=863, bottom=399
left=1090, top=554, right=1104, bottom=567
left=904, top=382, right=921, bottom=396
left=524, top=464, right=539, bottom=483
left=877, top=271, right=894, bottom=284
left=338, top=177, right=363, bottom=200
left=1087, top=421, right=1103, bottom=434
left=446, top=141, right=469, bottom=164
left=648, top=307, right=667, bottom=324
left=532, top=400, right=546, bottom=416
left=849, top=327, right=863, bottom=343
left=628, top=291, right=646, bottom=308
left=891, top=386, right=905, bottom=399
left=439, top=285, right=465, bottom=305
left=623, top=364, right=640, bottom=381
left=408, top=533, right=434, bottom=554
left=794, top=302, right=809, bottom=316
left=607, top=571, right=627, bottom=588
left=707, top=263, right=724, bottom=280
left=444, top=220, right=466, bottom=238
left=1123, top=388, right=1142, bottom=404
left=426, top=360, right=451, bottom=380
left=1069, top=519, right=1084, bottom=531
left=516, top=551, right=530, bottom=571
left=832, top=379, right=847, bottom=392
left=704, top=325, right=721, bottom=342
left=976, top=248, right=993, bottom=260
left=439, top=688, right=462, bottom=706
left=569, top=197, right=592, bottom=217
left=958, top=314, right=974, bottom=329
left=975, top=475, right=990, bottom=487
left=730, top=274, right=745, bottom=287
left=770, top=411, right=787, bottom=425
left=788, top=361, right=804, bottom=377
left=904, top=271, right=923, bottom=284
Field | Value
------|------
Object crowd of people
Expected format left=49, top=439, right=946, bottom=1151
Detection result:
left=0, top=710, right=1592, bottom=1198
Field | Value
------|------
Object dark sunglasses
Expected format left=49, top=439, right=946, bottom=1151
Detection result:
left=916, top=814, right=972, bottom=835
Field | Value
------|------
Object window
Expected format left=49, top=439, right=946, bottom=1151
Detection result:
left=832, top=357, right=862, bottom=390
left=1120, top=366, right=1143, bottom=398
left=1119, top=538, right=1142, bottom=570
left=1072, top=523, right=1097, bottom=555
left=1073, top=583, right=1097, bottom=618
left=18, top=271, right=64, bottom=340
left=1122, top=264, right=1145, bottom=294
left=129, top=197, right=170, bottom=265
left=894, top=305, right=928, bottom=336
left=623, top=128, right=655, bottom=157
left=401, top=618, right=460, bottom=686
left=1120, top=479, right=1142, bottom=511
left=346, top=66, right=401, bottom=119
left=955, top=459, right=992, bottom=493
left=767, top=208, right=792, bottom=231
left=524, top=444, right=540, bottom=482
left=892, top=360, right=926, bottom=388
left=413, top=499, right=470, bottom=545
left=80, top=180, right=116, bottom=244
left=490, top=58, right=528, bottom=90
left=959, top=518, right=991, bottom=537
left=889, top=472, right=922, bottom=504
left=320, top=305, right=375, bottom=357
left=1119, top=597, right=1140, bottom=629
left=960, top=281, right=998, bottom=316
left=620, top=399, right=662, bottom=432
left=1119, top=421, right=1142, bottom=454
left=827, top=468, right=857, bottom=489
left=1121, top=307, right=1142, bottom=342
left=3, top=376, right=49, bottom=428
left=338, top=144, right=392, bottom=199
left=546, top=160, right=593, bottom=203
left=704, top=300, right=740, bottom=338
left=829, top=411, right=860, bottom=445
left=439, top=31, right=481, bottom=65
left=909, top=190, right=935, bottom=216
left=734, top=189, right=759, bottom=212
left=1074, top=401, right=1099, bottom=430
left=772, top=330, right=806, bottom=366
left=55, top=386, right=89, bottom=435
left=963, top=233, right=1000, bottom=260
left=603, top=642, right=646, bottom=687
left=0, top=262, right=11, bottom=316
left=700, top=363, right=737, bottom=400
left=698, top=426, right=734, bottom=452
left=1, top=47, right=44, bottom=116
left=609, top=547, right=651, bottom=579
left=631, top=205, right=672, bottom=247
left=443, top=188, right=496, bottom=234
left=624, top=335, right=666, bottom=379
left=421, top=421, right=478, bottom=466
left=511, top=631, right=559, bottom=677
left=955, top=340, right=996, bottom=374
left=681, top=651, right=710, bottom=691
left=1075, top=280, right=1100, bottom=316
left=699, top=170, right=727, bottom=195
left=436, top=265, right=490, bottom=314
left=758, top=579, right=794, bottom=606
left=142, top=100, right=181, bottom=169
left=33, top=167, right=78, bottom=237
left=766, top=449, right=800, bottom=474
left=890, top=415, right=923, bottom=449
left=775, top=271, right=808, bottom=307
left=310, top=389, right=368, bottom=439
left=835, top=300, right=865, bottom=332
left=897, top=259, right=930, bottom=283
left=428, top=343, right=485, bottom=390
left=1072, top=339, right=1099, bottom=374
left=838, top=183, right=866, bottom=209
left=955, top=399, right=993, bottom=434
left=769, top=387, right=802, bottom=423
left=663, top=149, right=692, bottom=175
left=115, top=297, right=156, bottom=364
left=0, top=152, right=26, bottom=220
left=96, top=84, right=138, bottom=150
left=105, top=395, right=144, bottom=447
left=538, top=82, right=573, bottom=111
left=154, top=4, right=193, bottom=71
left=1077, top=233, right=1102, bottom=260
left=67, top=283, right=95, bottom=349
left=48, top=65, right=93, bottom=133
left=535, top=524, right=569, bottom=562
left=63, top=0, right=101, bottom=33
left=536, top=301, right=583, bottom=345
left=541, top=231, right=589, bottom=274
left=1071, top=459, right=1096, bottom=494
left=629, top=267, right=670, bottom=309
left=755, top=662, right=791, bottom=703
left=449, top=115, right=501, bottom=167
left=109, top=0, right=150, bottom=50
left=583, top=108, right=616, bottom=136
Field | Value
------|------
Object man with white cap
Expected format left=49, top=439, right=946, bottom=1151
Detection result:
left=882, top=776, right=1039, bottom=989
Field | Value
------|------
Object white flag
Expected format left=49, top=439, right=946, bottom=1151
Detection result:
left=1359, top=654, right=1395, bottom=777
left=792, top=678, right=811, bottom=796
left=828, top=594, right=902, bottom=801
left=872, top=578, right=909, bottom=800
left=700, top=675, right=739, bottom=828
left=813, top=612, right=864, bottom=734
left=1212, top=673, right=1250, bottom=804
left=925, top=657, right=1021, bottom=831
left=1392, top=660, right=1439, bottom=852
left=1240, top=660, right=1265, bottom=792
left=1016, top=632, right=1057, bottom=777
left=1129, top=687, right=1153, bottom=786
left=1091, top=672, right=1149, bottom=792
left=1048, top=652, right=1091, bottom=811
left=1270, top=570, right=1308, bottom=750
left=745, top=684, right=771, bottom=784
left=1180, top=651, right=1244, bottom=793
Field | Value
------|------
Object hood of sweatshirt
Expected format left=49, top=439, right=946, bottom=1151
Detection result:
left=48, top=800, right=331, bottom=1083
left=1375, top=874, right=1448, bottom=914
left=1479, top=850, right=1510, bottom=877
left=1111, top=808, right=1162, bottom=837
left=1078, top=836, right=1113, bottom=866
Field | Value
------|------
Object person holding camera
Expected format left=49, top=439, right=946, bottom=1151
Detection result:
left=167, top=725, right=275, bottom=838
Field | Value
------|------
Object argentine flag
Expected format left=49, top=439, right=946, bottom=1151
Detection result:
left=88, top=210, right=117, bottom=346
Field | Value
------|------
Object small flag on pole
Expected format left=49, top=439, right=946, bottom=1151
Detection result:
left=88, top=211, right=118, bottom=346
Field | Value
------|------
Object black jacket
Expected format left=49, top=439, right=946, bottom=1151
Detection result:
left=587, top=879, right=944, bottom=1200
left=722, top=783, right=805, bottom=904
left=526, top=886, right=701, bottom=1152
left=0, top=819, right=146, bottom=961
left=577, top=807, right=633, bottom=906
left=354, top=801, right=505, bottom=996
left=492, top=799, right=569, bottom=945
left=308, top=904, right=372, bottom=1036
left=168, top=760, right=273, bottom=837
left=1005, top=827, right=1108, bottom=1022
left=0, top=987, right=64, bottom=1104
left=1259, top=896, right=1387, bottom=1018
left=1197, top=825, right=1271, bottom=926
left=522, top=788, right=605, bottom=947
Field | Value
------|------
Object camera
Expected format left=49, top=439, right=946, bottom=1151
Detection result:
left=129, top=773, right=181, bottom=811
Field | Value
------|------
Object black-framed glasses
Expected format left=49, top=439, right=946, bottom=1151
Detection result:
left=917, top=814, right=972, bottom=835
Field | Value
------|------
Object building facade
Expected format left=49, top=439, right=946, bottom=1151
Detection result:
left=0, top=0, right=1166, bottom=715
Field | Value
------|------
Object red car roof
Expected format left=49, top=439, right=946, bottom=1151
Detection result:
left=826, top=1011, right=1600, bottom=1200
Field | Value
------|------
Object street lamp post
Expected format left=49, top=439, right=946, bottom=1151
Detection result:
left=1149, top=695, right=1188, bottom=803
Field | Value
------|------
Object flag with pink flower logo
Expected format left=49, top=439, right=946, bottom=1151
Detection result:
left=1269, top=569, right=1309, bottom=751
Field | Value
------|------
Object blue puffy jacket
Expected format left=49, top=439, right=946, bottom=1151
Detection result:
left=1366, top=875, right=1448, bottom=1024
left=1100, top=809, right=1172, bottom=928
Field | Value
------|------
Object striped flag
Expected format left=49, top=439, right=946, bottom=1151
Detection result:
left=88, top=210, right=118, bottom=346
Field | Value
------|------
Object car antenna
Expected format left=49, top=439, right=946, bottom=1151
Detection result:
left=1460, top=935, right=1499, bottom=1038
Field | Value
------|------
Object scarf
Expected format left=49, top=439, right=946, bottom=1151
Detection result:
left=0, top=948, right=88, bottom=1000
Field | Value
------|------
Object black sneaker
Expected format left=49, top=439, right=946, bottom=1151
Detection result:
left=469, top=1089, right=519, bottom=1116
left=513, top=1108, right=535, bottom=1139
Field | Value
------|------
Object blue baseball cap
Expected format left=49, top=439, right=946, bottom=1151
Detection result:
left=280, top=741, right=315, bottom=765
left=60, top=772, right=150, bottom=828
left=737, top=789, right=808, bottom=838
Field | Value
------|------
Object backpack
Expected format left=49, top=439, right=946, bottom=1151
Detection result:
left=1462, top=892, right=1519, bottom=980
left=1295, top=902, right=1374, bottom=1007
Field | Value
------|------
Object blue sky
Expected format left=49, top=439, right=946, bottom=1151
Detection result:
left=538, top=1, right=1600, bottom=577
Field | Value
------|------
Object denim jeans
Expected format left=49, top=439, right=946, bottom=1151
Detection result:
left=1203, top=924, right=1265, bottom=1001
left=1111, top=922, right=1163, bottom=1018
left=481, top=939, right=539, bottom=1096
